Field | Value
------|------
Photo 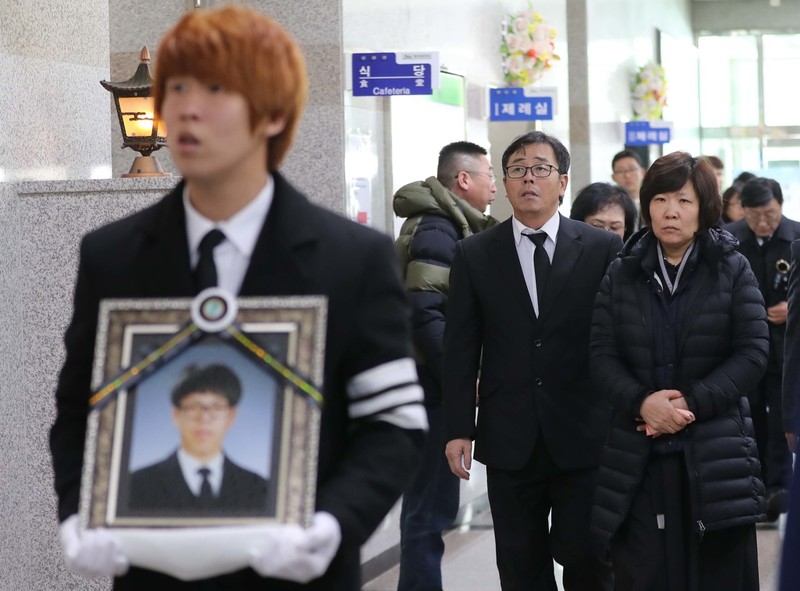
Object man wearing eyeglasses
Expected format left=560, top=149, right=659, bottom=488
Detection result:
left=725, top=177, right=800, bottom=522
left=611, top=150, right=646, bottom=205
left=127, top=363, right=269, bottom=514
left=393, top=140, right=498, bottom=591
left=443, top=131, right=619, bottom=590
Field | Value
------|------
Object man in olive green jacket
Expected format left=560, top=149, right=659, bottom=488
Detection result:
left=393, top=141, right=498, bottom=591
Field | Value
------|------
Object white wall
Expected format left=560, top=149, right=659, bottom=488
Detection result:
left=344, top=0, right=570, bottom=229
left=343, top=0, right=698, bottom=225
left=586, top=0, right=694, bottom=187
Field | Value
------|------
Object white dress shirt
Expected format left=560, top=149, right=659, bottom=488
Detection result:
left=183, top=178, right=274, bottom=295
left=177, top=449, right=225, bottom=497
left=512, top=212, right=560, bottom=316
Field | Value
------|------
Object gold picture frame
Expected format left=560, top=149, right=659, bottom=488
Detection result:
left=79, top=290, right=326, bottom=529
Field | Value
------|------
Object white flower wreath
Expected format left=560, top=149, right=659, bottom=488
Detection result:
left=632, top=61, right=668, bottom=121
left=500, top=4, right=560, bottom=87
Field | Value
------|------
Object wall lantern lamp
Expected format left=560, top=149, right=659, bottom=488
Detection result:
left=101, top=46, right=170, bottom=177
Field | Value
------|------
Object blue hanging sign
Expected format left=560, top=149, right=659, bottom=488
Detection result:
left=351, top=52, right=438, bottom=97
left=625, top=121, right=673, bottom=145
left=489, top=87, right=554, bottom=122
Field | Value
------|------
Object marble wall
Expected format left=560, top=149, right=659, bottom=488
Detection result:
left=0, top=178, right=177, bottom=591
left=108, top=0, right=346, bottom=214
left=0, top=0, right=111, bottom=182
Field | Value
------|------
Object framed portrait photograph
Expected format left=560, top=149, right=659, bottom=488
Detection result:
left=79, top=290, right=326, bottom=529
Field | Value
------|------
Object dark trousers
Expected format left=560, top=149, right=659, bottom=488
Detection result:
left=751, top=371, right=793, bottom=492
left=779, top=450, right=800, bottom=590
left=610, top=453, right=759, bottom=591
left=397, top=398, right=460, bottom=591
left=486, top=437, right=612, bottom=591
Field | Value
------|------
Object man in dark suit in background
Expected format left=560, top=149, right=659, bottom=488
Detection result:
left=443, top=131, right=619, bottom=591
left=128, top=364, right=269, bottom=515
left=780, top=238, right=800, bottom=591
left=725, top=176, right=800, bottom=522
left=50, top=6, right=426, bottom=589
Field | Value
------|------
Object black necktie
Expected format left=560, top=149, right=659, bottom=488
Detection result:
left=198, top=467, right=213, bottom=506
left=526, top=232, right=551, bottom=308
left=194, top=229, right=226, bottom=293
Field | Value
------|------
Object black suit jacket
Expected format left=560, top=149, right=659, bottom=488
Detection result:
left=50, top=174, right=424, bottom=590
left=443, top=215, right=621, bottom=471
left=726, top=215, right=800, bottom=374
left=783, top=239, right=800, bottom=434
left=127, top=452, right=269, bottom=515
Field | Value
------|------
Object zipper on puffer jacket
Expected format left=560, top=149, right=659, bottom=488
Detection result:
left=682, top=434, right=706, bottom=539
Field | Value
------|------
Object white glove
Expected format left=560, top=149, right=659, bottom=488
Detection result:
left=248, top=512, right=341, bottom=583
left=59, top=515, right=129, bottom=578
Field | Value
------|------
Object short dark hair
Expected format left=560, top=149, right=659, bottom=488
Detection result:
left=702, top=155, right=724, bottom=171
left=741, top=177, right=783, bottom=208
left=721, top=181, right=744, bottom=221
left=171, top=364, right=242, bottom=407
left=734, top=171, right=756, bottom=184
left=611, top=149, right=643, bottom=171
left=570, top=182, right=638, bottom=240
left=501, top=131, right=570, bottom=176
left=639, top=151, right=721, bottom=232
left=437, top=141, right=488, bottom=187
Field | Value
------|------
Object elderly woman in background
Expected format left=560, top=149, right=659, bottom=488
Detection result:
left=590, top=152, right=769, bottom=591
left=721, top=181, right=746, bottom=224
left=570, top=182, right=638, bottom=240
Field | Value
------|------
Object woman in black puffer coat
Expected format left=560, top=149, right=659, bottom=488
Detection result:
left=590, top=152, right=769, bottom=591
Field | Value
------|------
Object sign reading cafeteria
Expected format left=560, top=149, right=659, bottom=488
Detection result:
left=351, top=52, right=439, bottom=96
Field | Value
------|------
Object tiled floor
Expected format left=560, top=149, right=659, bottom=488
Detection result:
left=363, top=505, right=786, bottom=591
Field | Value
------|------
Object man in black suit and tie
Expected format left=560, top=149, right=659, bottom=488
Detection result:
left=725, top=176, right=800, bottom=522
left=443, top=131, right=619, bottom=591
left=780, top=238, right=800, bottom=590
left=50, top=6, right=426, bottom=589
left=127, top=363, right=269, bottom=515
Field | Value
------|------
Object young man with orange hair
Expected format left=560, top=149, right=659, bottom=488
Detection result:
left=50, top=6, right=426, bottom=590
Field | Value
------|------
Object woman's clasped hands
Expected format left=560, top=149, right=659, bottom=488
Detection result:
left=638, top=389, right=696, bottom=437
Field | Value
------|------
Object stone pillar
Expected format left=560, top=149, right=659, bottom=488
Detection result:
left=0, top=178, right=177, bottom=591
left=566, top=0, right=591, bottom=195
